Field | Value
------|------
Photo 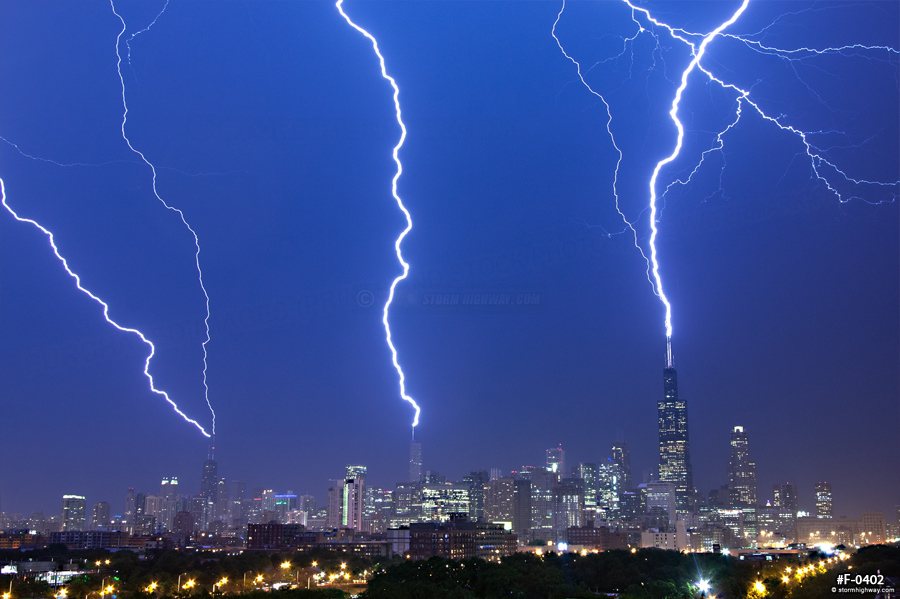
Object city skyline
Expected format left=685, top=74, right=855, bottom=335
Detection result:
left=1, top=0, right=898, bottom=522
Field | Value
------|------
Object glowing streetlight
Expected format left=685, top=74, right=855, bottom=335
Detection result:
left=145, top=583, right=158, bottom=594
left=696, top=579, right=711, bottom=595
left=753, top=580, right=766, bottom=595
left=280, top=562, right=291, bottom=570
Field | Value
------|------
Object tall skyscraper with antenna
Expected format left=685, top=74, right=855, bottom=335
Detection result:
left=657, top=339, right=694, bottom=512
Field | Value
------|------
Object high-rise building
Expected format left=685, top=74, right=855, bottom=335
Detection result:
left=513, top=479, right=531, bottom=539
left=611, top=442, right=632, bottom=491
left=597, top=461, right=622, bottom=519
left=217, top=478, right=229, bottom=511
left=326, top=484, right=343, bottom=529
left=554, top=479, right=584, bottom=542
left=657, top=343, right=694, bottom=512
left=518, top=466, right=555, bottom=543
left=61, top=495, right=86, bottom=531
left=200, top=445, right=219, bottom=522
left=91, top=502, right=110, bottom=529
left=576, top=462, right=599, bottom=513
left=772, top=482, right=799, bottom=543
left=546, top=445, right=565, bottom=475
left=409, top=441, right=423, bottom=483
left=343, top=469, right=366, bottom=531
left=727, top=426, right=758, bottom=507
left=484, top=478, right=515, bottom=524
left=124, top=488, right=135, bottom=520
left=161, top=477, right=179, bottom=501
left=773, top=483, right=798, bottom=515
left=200, top=449, right=218, bottom=500
left=463, top=470, right=489, bottom=522
left=346, top=465, right=367, bottom=490
left=815, top=482, right=833, bottom=519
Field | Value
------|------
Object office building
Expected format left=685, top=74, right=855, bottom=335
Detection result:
left=90, top=502, right=110, bottom=529
left=484, top=477, right=515, bottom=523
left=546, top=445, right=565, bottom=475
left=657, top=342, right=694, bottom=512
left=611, top=441, right=632, bottom=491
left=815, top=482, right=833, bottom=519
left=409, top=441, right=423, bottom=483
left=161, top=476, right=179, bottom=501
left=61, top=495, right=86, bottom=531
left=727, top=426, right=757, bottom=507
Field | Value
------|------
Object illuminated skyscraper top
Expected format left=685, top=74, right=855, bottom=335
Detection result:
left=657, top=345, right=693, bottom=512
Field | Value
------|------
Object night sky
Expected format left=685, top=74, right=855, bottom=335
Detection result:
left=1, top=1, right=897, bottom=521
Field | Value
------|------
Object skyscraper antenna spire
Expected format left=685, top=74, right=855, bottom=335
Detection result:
left=666, top=336, right=674, bottom=369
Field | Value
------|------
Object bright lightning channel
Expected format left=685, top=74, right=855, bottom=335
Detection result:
left=555, top=0, right=900, bottom=358
left=0, top=178, right=211, bottom=437
left=335, top=0, right=422, bottom=436
left=110, top=0, right=216, bottom=434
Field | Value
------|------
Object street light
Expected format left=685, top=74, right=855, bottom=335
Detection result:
left=696, top=579, right=711, bottom=595
left=213, top=578, right=227, bottom=594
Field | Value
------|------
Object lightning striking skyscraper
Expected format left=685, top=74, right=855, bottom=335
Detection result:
left=554, top=0, right=899, bottom=347
left=336, top=0, right=422, bottom=436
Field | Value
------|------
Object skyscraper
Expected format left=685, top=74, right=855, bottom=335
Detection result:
left=484, top=478, right=515, bottom=523
left=343, top=465, right=367, bottom=531
left=463, top=470, right=489, bottom=522
left=575, top=463, right=599, bottom=510
left=125, top=487, right=135, bottom=520
left=773, top=482, right=799, bottom=542
left=409, top=441, right=423, bottom=483
left=815, top=482, right=833, bottom=519
left=161, top=476, right=179, bottom=501
left=200, top=446, right=218, bottom=521
left=546, top=445, right=565, bottom=475
left=657, top=342, right=694, bottom=511
left=610, top=441, right=632, bottom=491
left=201, top=448, right=218, bottom=500
left=727, top=426, right=757, bottom=507
left=91, top=501, right=110, bottom=529
left=61, top=495, right=86, bottom=531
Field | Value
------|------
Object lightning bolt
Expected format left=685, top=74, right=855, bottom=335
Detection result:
left=0, top=178, right=211, bottom=437
left=0, top=1, right=216, bottom=436
left=554, top=0, right=899, bottom=360
left=110, top=0, right=216, bottom=434
left=336, top=0, right=422, bottom=435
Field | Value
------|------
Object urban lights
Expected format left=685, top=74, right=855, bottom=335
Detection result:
left=696, top=579, right=711, bottom=595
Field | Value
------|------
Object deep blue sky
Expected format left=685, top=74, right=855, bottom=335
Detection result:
left=1, top=1, right=897, bottom=520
